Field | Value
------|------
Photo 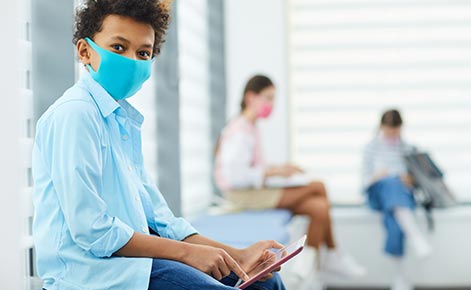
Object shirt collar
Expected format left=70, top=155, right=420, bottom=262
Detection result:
left=118, top=99, right=144, bottom=126
left=79, top=70, right=144, bottom=125
left=79, top=70, right=119, bottom=118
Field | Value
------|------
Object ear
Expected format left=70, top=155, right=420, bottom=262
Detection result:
left=76, top=39, right=92, bottom=66
left=245, top=91, right=258, bottom=106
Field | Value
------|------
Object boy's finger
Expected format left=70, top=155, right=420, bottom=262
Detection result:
left=265, top=240, right=284, bottom=250
left=224, top=253, right=250, bottom=281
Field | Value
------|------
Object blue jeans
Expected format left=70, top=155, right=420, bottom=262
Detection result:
left=367, top=176, right=416, bottom=257
left=43, top=260, right=285, bottom=290
left=148, top=258, right=286, bottom=290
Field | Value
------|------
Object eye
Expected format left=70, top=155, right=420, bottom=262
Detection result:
left=138, top=50, right=152, bottom=59
left=262, top=94, right=274, bottom=101
left=111, top=44, right=125, bottom=52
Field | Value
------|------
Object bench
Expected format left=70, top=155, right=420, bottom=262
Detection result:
left=323, top=205, right=471, bottom=288
left=191, top=209, right=293, bottom=248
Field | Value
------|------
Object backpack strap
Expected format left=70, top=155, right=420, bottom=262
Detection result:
left=423, top=199, right=434, bottom=232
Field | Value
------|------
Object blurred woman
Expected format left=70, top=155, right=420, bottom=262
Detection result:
left=362, top=109, right=432, bottom=290
left=214, top=75, right=366, bottom=278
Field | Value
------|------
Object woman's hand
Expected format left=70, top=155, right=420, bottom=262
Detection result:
left=283, top=164, right=304, bottom=175
left=181, top=243, right=249, bottom=281
left=266, top=164, right=304, bottom=178
left=371, top=169, right=389, bottom=184
left=232, top=240, right=284, bottom=281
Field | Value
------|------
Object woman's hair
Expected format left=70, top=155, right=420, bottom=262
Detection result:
left=380, top=109, right=403, bottom=127
left=73, top=0, right=172, bottom=56
left=214, top=75, right=274, bottom=155
left=240, top=75, right=274, bottom=112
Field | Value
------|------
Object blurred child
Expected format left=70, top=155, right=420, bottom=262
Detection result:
left=362, top=109, right=432, bottom=290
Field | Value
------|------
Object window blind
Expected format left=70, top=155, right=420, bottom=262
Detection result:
left=178, top=0, right=213, bottom=216
left=19, top=0, right=42, bottom=288
left=129, top=67, right=159, bottom=182
left=287, top=0, right=471, bottom=204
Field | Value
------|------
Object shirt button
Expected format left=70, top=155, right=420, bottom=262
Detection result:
left=128, top=166, right=132, bottom=171
left=142, top=227, right=148, bottom=233
left=135, top=196, right=140, bottom=202
left=122, top=135, right=129, bottom=141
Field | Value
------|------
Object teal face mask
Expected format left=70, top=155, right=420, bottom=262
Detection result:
left=85, top=37, right=152, bottom=100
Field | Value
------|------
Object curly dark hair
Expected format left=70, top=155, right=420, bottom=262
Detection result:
left=73, top=0, right=171, bottom=55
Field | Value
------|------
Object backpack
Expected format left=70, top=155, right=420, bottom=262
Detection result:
left=404, top=151, right=456, bottom=231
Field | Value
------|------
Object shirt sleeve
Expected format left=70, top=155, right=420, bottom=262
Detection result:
left=218, top=132, right=265, bottom=190
left=140, top=168, right=197, bottom=241
left=37, top=100, right=134, bottom=258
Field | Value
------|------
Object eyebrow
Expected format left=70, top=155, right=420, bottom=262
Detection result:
left=110, top=36, right=153, bottom=49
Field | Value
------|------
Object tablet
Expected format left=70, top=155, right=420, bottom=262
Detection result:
left=237, top=235, right=306, bottom=289
left=265, top=174, right=310, bottom=189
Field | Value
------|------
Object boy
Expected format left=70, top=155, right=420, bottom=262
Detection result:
left=32, top=1, right=286, bottom=289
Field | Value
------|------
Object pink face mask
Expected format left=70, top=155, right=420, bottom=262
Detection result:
left=257, top=103, right=273, bottom=118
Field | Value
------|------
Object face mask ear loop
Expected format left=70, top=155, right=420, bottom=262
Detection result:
left=86, top=64, right=97, bottom=73
left=84, top=38, right=97, bottom=72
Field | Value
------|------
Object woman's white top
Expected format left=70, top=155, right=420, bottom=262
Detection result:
left=214, top=116, right=266, bottom=191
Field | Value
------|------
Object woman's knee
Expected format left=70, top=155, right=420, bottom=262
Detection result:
left=304, top=198, right=330, bottom=218
left=308, top=181, right=328, bottom=197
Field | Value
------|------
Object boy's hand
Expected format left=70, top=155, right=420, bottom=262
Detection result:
left=233, top=240, right=284, bottom=281
left=182, top=244, right=249, bottom=281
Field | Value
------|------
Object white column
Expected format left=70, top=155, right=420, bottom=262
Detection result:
left=224, top=0, right=289, bottom=165
left=0, top=1, right=23, bottom=289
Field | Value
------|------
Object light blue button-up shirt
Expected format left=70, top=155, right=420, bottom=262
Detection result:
left=32, top=71, right=197, bottom=290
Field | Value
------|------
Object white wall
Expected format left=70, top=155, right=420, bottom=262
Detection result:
left=225, top=0, right=289, bottom=164
left=0, top=1, right=23, bottom=289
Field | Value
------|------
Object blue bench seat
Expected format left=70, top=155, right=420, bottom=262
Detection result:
left=191, top=209, right=292, bottom=248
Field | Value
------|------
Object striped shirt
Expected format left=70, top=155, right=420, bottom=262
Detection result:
left=361, top=134, right=414, bottom=191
